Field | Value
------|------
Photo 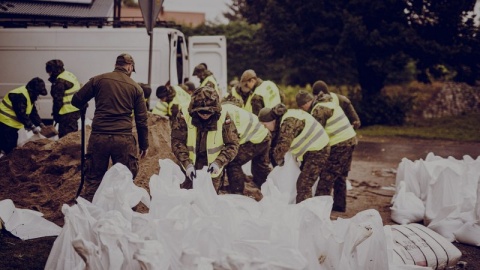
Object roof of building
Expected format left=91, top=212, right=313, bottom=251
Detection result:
left=0, top=0, right=113, bottom=19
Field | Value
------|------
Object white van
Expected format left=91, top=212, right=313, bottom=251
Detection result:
left=0, top=27, right=227, bottom=120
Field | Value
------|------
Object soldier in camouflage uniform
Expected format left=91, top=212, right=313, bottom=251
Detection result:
left=72, top=53, right=149, bottom=202
left=46, top=59, right=81, bottom=138
left=170, top=86, right=239, bottom=191
left=296, top=90, right=357, bottom=212
left=258, top=103, right=330, bottom=203
left=312, top=80, right=361, bottom=130
left=228, top=69, right=283, bottom=116
left=192, top=63, right=221, bottom=95
left=221, top=96, right=272, bottom=194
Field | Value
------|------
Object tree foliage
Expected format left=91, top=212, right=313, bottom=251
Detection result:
left=180, top=0, right=479, bottom=125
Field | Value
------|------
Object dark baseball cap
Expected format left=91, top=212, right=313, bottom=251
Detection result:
left=116, top=53, right=136, bottom=72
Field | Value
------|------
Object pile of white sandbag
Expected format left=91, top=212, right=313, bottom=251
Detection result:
left=391, top=152, right=480, bottom=246
left=41, top=156, right=460, bottom=270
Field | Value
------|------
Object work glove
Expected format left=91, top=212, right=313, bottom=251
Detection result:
left=32, top=126, right=42, bottom=135
left=207, top=162, right=220, bottom=175
left=186, top=164, right=196, bottom=181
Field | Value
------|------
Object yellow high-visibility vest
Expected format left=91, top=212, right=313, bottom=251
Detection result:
left=0, top=86, right=33, bottom=129
left=221, top=103, right=268, bottom=145
left=312, top=101, right=356, bottom=146
left=185, top=108, right=227, bottom=178
left=152, top=97, right=179, bottom=117
left=57, top=71, right=80, bottom=115
left=231, top=81, right=281, bottom=114
left=172, top=85, right=191, bottom=109
left=280, top=109, right=329, bottom=161
left=330, top=92, right=340, bottom=107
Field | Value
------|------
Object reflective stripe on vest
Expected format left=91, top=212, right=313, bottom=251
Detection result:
left=185, top=108, right=227, bottom=177
left=221, top=103, right=268, bottom=144
left=200, top=75, right=220, bottom=95
left=58, top=71, right=80, bottom=115
left=0, top=86, right=33, bottom=129
left=281, top=109, right=329, bottom=161
left=313, top=101, right=356, bottom=146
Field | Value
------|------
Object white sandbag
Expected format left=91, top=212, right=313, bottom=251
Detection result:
left=17, top=128, right=45, bottom=147
left=262, top=151, right=300, bottom=204
left=93, top=163, right=151, bottom=212
left=390, top=181, right=425, bottom=224
left=453, top=221, right=480, bottom=246
left=424, top=167, right=463, bottom=226
left=388, top=223, right=462, bottom=269
left=0, top=199, right=61, bottom=240
left=45, top=198, right=99, bottom=270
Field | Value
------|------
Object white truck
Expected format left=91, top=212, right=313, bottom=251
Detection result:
left=0, top=27, right=227, bottom=120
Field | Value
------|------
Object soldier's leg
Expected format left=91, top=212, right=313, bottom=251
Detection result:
left=58, top=111, right=80, bottom=138
left=316, top=145, right=341, bottom=196
left=84, top=134, right=112, bottom=201
left=332, top=144, right=356, bottom=212
left=251, top=137, right=271, bottom=188
left=110, top=134, right=139, bottom=179
left=227, top=143, right=254, bottom=194
left=296, top=148, right=329, bottom=203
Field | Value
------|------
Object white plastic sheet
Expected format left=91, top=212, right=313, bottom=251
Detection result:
left=0, top=199, right=61, bottom=240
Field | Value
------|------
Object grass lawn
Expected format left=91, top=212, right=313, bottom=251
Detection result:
left=357, top=113, right=480, bottom=142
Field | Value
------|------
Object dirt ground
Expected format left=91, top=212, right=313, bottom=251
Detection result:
left=0, top=116, right=479, bottom=269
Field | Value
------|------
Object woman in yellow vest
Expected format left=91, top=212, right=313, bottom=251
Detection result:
left=221, top=96, right=272, bottom=194
left=296, top=90, right=357, bottom=212
left=0, top=77, right=47, bottom=155
left=170, top=86, right=239, bottom=192
left=46, top=59, right=81, bottom=138
left=258, top=103, right=330, bottom=203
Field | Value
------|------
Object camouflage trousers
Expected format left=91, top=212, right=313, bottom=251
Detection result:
left=226, top=134, right=272, bottom=194
left=296, top=146, right=330, bottom=203
left=82, top=133, right=139, bottom=202
left=316, top=137, right=357, bottom=212
left=58, top=111, right=80, bottom=138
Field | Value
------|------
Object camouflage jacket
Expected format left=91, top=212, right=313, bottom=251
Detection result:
left=170, top=110, right=239, bottom=169
left=49, top=75, right=74, bottom=121
left=271, top=116, right=305, bottom=166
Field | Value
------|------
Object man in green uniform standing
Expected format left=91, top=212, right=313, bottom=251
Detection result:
left=72, top=53, right=149, bottom=201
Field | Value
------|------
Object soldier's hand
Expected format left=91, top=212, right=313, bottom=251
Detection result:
left=207, top=162, right=220, bottom=174
left=352, top=121, right=361, bottom=130
left=186, top=164, right=196, bottom=181
left=139, top=148, right=148, bottom=159
left=276, top=158, right=285, bottom=167
left=32, top=126, right=42, bottom=135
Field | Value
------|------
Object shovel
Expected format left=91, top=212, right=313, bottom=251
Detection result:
left=40, top=124, right=58, bottom=138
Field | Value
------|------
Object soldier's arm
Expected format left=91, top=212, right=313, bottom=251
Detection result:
left=72, top=78, right=94, bottom=110
left=170, top=111, right=193, bottom=169
left=272, top=117, right=298, bottom=166
left=311, top=105, right=332, bottom=128
left=9, top=93, right=35, bottom=128
left=338, top=95, right=361, bottom=129
left=250, top=95, right=265, bottom=116
left=215, top=113, right=239, bottom=167
left=134, top=87, right=149, bottom=151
